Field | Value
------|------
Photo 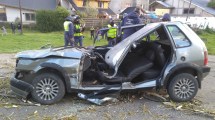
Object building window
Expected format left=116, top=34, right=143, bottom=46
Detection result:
left=98, top=1, right=104, bottom=8
left=0, top=7, right=7, bottom=21
left=83, top=0, right=87, bottom=7
left=25, top=13, right=36, bottom=21
left=183, top=8, right=195, bottom=14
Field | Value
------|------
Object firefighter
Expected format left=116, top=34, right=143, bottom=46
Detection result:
left=64, top=16, right=74, bottom=47
left=162, top=13, right=171, bottom=21
left=121, top=7, right=145, bottom=40
left=117, top=13, right=128, bottom=43
left=107, top=20, right=117, bottom=47
left=74, top=15, right=84, bottom=47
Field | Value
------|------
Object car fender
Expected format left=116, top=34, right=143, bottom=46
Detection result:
left=39, top=62, right=72, bottom=92
left=163, top=63, right=203, bottom=88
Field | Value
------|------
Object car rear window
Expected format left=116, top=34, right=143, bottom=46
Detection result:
left=167, top=25, right=191, bottom=48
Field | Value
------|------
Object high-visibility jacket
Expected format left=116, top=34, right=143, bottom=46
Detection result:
left=90, top=27, right=95, bottom=31
left=64, top=21, right=72, bottom=31
left=74, top=24, right=83, bottom=37
left=107, top=24, right=117, bottom=38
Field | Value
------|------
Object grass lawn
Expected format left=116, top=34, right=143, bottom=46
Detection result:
left=0, top=30, right=215, bottom=55
left=199, top=32, right=215, bottom=55
left=0, top=30, right=107, bottom=53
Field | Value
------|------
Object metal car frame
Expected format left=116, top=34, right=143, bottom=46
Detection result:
left=10, top=22, right=210, bottom=105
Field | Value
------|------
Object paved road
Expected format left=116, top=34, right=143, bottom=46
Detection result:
left=0, top=54, right=214, bottom=120
left=196, top=56, right=215, bottom=111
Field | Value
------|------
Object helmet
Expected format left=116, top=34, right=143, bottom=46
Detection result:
left=123, top=13, right=128, bottom=18
left=134, top=7, right=140, bottom=14
left=73, top=15, right=80, bottom=21
left=65, top=16, right=73, bottom=21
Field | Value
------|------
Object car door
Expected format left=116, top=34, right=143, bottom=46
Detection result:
left=105, top=23, right=162, bottom=77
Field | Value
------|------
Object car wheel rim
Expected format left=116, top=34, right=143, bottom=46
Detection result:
left=35, top=78, right=59, bottom=101
left=174, top=78, right=195, bottom=99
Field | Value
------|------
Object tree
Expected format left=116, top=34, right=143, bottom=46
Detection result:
left=36, top=7, right=69, bottom=32
left=208, top=0, right=215, bottom=9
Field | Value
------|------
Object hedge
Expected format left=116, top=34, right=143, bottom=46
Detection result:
left=36, top=7, right=69, bottom=32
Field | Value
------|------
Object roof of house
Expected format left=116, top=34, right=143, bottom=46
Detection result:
left=150, top=1, right=174, bottom=9
left=120, top=7, right=136, bottom=15
left=185, top=0, right=215, bottom=16
left=0, top=0, right=56, bottom=11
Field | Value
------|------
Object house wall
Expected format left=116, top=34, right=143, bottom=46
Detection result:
left=5, top=7, right=35, bottom=23
left=61, top=0, right=71, bottom=9
left=110, top=0, right=149, bottom=14
left=0, top=5, right=7, bottom=21
left=88, top=1, right=98, bottom=8
left=164, top=0, right=214, bottom=17
left=172, top=16, right=215, bottom=29
left=73, top=0, right=110, bottom=8
left=155, top=9, right=170, bottom=16
left=73, top=0, right=83, bottom=7
left=60, top=0, right=74, bottom=14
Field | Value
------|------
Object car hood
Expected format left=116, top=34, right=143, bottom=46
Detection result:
left=16, top=47, right=84, bottom=59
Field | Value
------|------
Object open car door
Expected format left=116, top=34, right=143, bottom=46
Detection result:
left=105, top=23, right=162, bottom=78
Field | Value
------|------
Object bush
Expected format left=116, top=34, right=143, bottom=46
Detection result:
left=36, top=7, right=69, bottom=32
left=208, top=0, right=215, bottom=9
left=205, top=25, right=215, bottom=34
left=195, top=29, right=204, bottom=35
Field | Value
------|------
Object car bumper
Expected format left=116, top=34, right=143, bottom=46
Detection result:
left=202, top=66, right=210, bottom=78
left=10, top=77, right=34, bottom=98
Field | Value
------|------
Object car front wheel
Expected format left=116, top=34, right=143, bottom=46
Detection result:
left=31, top=73, right=65, bottom=104
left=167, top=73, right=198, bottom=102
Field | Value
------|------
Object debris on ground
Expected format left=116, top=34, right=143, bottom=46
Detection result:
left=163, top=99, right=215, bottom=119
left=78, top=105, right=97, bottom=112
left=142, top=104, right=169, bottom=119
left=60, top=114, right=78, bottom=120
left=103, top=112, right=112, bottom=120
left=143, top=91, right=168, bottom=102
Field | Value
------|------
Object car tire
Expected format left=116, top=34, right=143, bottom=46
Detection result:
left=31, top=73, right=65, bottom=105
left=167, top=73, right=198, bottom=102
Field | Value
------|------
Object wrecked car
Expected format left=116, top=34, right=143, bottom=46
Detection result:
left=10, top=22, right=210, bottom=105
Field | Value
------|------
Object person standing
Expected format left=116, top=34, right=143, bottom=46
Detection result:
left=17, top=23, right=22, bottom=34
left=162, top=13, right=171, bottom=22
left=10, top=22, right=15, bottom=34
left=1, top=26, right=7, bottom=36
left=64, top=16, right=74, bottom=47
left=107, top=20, right=117, bottom=47
left=121, top=7, right=145, bottom=40
left=90, top=26, right=95, bottom=39
left=74, top=16, right=84, bottom=47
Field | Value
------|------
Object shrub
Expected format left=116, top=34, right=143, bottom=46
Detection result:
left=205, top=25, right=215, bottom=34
left=36, top=7, right=69, bottom=32
left=208, top=0, right=215, bottom=9
left=76, top=11, right=88, bottom=18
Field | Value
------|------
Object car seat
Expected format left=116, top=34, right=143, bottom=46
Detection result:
left=141, top=43, right=166, bottom=79
left=98, top=45, right=155, bottom=83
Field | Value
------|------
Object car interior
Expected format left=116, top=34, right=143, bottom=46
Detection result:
left=82, top=25, right=173, bottom=86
